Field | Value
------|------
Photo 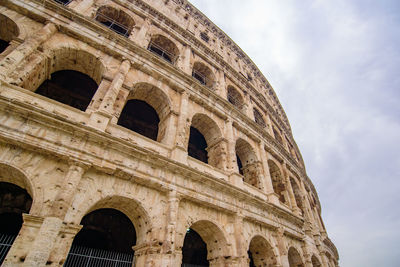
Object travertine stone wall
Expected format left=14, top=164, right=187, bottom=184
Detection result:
left=0, top=0, right=338, bottom=266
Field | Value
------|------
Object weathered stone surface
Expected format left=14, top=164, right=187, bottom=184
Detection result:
left=0, top=0, right=338, bottom=266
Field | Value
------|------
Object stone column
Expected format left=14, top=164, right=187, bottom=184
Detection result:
left=265, top=114, right=274, bottom=135
left=225, top=119, right=237, bottom=173
left=226, top=119, right=243, bottom=187
left=244, top=94, right=254, bottom=119
left=171, top=91, right=189, bottom=163
left=299, top=180, right=316, bottom=232
left=2, top=214, right=43, bottom=267
left=164, top=190, right=180, bottom=254
left=71, top=0, right=94, bottom=13
left=301, top=242, right=313, bottom=267
left=207, top=138, right=228, bottom=171
left=50, top=162, right=88, bottom=219
left=283, top=164, right=301, bottom=215
left=177, top=44, right=192, bottom=75
left=232, top=214, right=248, bottom=266
left=86, top=78, right=111, bottom=112
left=99, top=59, right=131, bottom=115
left=0, top=22, right=57, bottom=81
left=135, top=17, right=152, bottom=48
left=319, top=250, right=329, bottom=267
left=274, top=228, right=289, bottom=267
left=89, top=59, right=131, bottom=130
left=22, top=217, right=63, bottom=267
left=259, top=144, right=280, bottom=204
left=215, top=69, right=226, bottom=98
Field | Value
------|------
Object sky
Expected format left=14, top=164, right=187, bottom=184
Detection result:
left=189, top=1, right=400, bottom=266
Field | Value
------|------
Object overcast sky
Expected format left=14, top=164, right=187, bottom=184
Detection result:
left=189, top=1, right=400, bottom=266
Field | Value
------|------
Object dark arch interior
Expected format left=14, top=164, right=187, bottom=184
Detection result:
left=0, top=182, right=32, bottom=234
left=72, top=208, right=136, bottom=253
left=182, top=228, right=209, bottom=266
left=0, top=182, right=32, bottom=265
left=36, top=70, right=98, bottom=111
left=248, top=250, right=256, bottom=267
left=188, top=126, right=208, bottom=163
left=0, top=39, right=9, bottom=54
left=117, top=99, right=160, bottom=141
left=236, top=154, right=244, bottom=175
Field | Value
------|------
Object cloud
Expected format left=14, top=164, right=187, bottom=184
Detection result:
left=190, top=0, right=400, bottom=266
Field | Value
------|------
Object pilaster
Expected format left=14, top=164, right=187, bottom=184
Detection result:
left=0, top=22, right=57, bottom=81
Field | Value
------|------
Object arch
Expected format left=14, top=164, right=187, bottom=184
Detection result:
left=192, top=61, right=216, bottom=89
left=30, top=47, right=105, bottom=111
left=118, top=83, right=171, bottom=142
left=64, top=208, right=136, bottom=266
left=148, top=34, right=179, bottom=64
left=79, top=195, right=151, bottom=245
left=290, top=177, right=304, bottom=215
left=253, top=108, right=266, bottom=128
left=235, top=138, right=262, bottom=189
left=288, top=247, right=304, bottom=267
left=95, top=5, right=135, bottom=37
left=248, top=235, right=278, bottom=267
left=311, top=254, right=322, bottom=267
left=227, top=85, right=244, bottom=110
left=181, top=220, right=230, bottom=264
left=188, top=113, right=223, bottom=168
left=267, top=160, right=287, bottom=204
left=0, top=14, right=19, bottom=54
left=49, top=48, right=105, bottom=85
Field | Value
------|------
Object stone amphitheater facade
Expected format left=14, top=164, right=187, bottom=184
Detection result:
left=0, top=0, right=339, bottom=266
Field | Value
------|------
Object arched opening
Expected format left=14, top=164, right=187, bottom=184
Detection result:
left=268, top=160, right=287, bottom=204
left=64, top=208, right=136, bottom=267
left=227, top=85, right=244, bottom=110
left=148, top=34, right=179, bottom=64
left=248, top=235, right=277, bottom=267
left=192, top=62, right=216, bottom=89
left=235, top=139, right=262, bottom=189
left=181, top=220, right=229, bottom=267
left=117, top=99, right=160, bottom=141
left=188, top=126, right=208, bottom=163
left=0, top=14, right=19, bottom=54
left=188, top=114, right=223, bottom=169
left=95, top=6, right=135, bottom=37
left=253, top=108, right=266, bottom=128
left=35, top=70, right=98, bottom=111
left=182, top=228, right=209, bottom=266
left=0, top=182, right=32, bottom=265
left=288, top=247, right=304, bottom=267
left=312, top=255, right=322, bottom=267
left=290, top=178, right=304, bottom=215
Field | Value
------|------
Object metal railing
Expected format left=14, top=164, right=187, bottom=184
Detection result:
left=53, top=0, right=73, bottom=5
left=192, top=70, right=206, bottom=85
left=64, top=246, right=134, bottom=267
left=95, top=13, right=131, bottom=37
left=0, top=234, right=16, bottom=265
left=148, top=42, right=174, bottom=63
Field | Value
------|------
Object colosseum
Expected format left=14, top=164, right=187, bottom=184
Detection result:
left=0, top=0, right=339, bottom=266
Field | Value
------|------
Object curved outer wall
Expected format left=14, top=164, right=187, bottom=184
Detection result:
left=0, top=0, right=338, bottom=266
